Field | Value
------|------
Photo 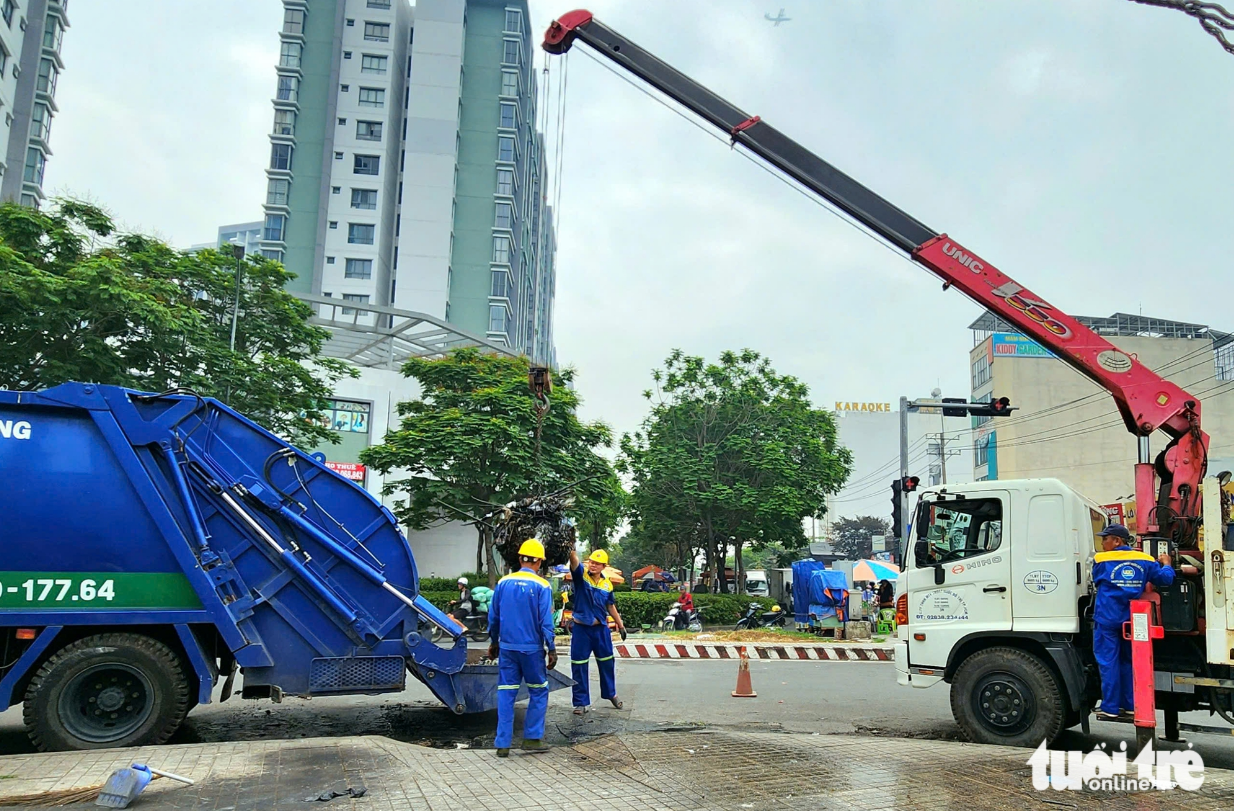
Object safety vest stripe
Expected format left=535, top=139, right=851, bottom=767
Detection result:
left=497, top=685, right=521, bottom=690
left=527, top=682, right=548, bottom=689
left=502, top=571, right=550, bottom=587
left=596, top=655, right=615, bottom=662
left=1094, top=550, right=1155, bottom=563
left=570, top=659, right=590, bottom=665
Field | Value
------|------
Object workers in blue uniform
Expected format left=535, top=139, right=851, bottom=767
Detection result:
left=487, top=539, right=558, bottom=757
left=568, top=545, right=626, bottom=714
left=1091, top=524, right=1174, bottom=721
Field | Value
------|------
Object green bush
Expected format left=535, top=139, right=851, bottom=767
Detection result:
left=611, top=593, right=769, bottom=626
left=419, top=571, right=489, bottom=592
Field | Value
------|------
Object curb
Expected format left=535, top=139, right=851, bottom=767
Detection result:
left=614, top=642, right=893, bottom=661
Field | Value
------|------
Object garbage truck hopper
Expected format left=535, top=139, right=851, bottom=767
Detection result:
left=0, top=383, right=570, bottom=751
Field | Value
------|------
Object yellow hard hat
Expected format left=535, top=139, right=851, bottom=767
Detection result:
left=518, top=539, right=546, bottom=560
left=588, top=549, right=609, bottom=565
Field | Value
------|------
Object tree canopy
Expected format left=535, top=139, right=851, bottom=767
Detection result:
left=619, top=349, right=851, bottom=592
left=360, top=348, right=623, bottom=584
left=828, top=515, right=892, bottom=560
left=0, top=199, right=352, bottom=446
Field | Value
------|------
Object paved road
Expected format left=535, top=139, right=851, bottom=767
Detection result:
left=4, top=658, right=1234, bottom=766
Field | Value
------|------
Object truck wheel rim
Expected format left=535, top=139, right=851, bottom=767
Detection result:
left=59, top=663, right=155, bottom=743
left=973, top=671, right=1035, bottom=736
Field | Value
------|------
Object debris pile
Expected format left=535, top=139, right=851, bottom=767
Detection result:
left=494, top=495, right=576, bottom=569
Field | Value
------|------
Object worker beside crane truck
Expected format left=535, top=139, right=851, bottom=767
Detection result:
left=541, top=10, right=1234, bottom=748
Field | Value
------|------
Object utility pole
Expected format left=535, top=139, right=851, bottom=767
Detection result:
left=899, top=395, right=910, bottom=565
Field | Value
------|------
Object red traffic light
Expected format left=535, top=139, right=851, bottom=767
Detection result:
left=990, top=396, right=1011, bottom=415
left=902, top=475, right=920, bottom=492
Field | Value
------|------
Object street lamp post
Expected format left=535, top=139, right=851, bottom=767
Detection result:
left=228, top=240, right=245, bottom=353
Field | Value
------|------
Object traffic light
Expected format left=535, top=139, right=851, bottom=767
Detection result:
left=941, top=397, right=968, bottom=417
left=902, top=475, right=920, bottom=493
left=966, top=396, right=1015, bottom=418
left=891, top=479, right=903, bottom=539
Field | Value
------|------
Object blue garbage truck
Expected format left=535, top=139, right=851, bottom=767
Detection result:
left=0, top=382, right=570, bottom=751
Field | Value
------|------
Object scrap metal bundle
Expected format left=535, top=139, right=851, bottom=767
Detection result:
left=494, top=495, right=576, bottom=570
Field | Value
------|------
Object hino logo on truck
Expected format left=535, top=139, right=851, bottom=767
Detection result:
left=0, top=420, right=31, bottom=440
left=941, top=242, right=984, bottom=272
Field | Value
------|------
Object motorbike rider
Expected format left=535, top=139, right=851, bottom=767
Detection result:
left=453, top=576, right=473, bottom=621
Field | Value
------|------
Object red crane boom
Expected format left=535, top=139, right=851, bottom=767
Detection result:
left=544, top=10, right=1210, bottom=544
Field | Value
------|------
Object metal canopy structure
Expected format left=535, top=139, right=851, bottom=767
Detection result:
left=297, top=293, right=518, bottom=368
left=970, top=310, right=1230, bottom=343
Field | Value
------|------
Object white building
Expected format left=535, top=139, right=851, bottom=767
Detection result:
left=0, top=0, right=68, bottom=206
left=823, top=398, right=975, bottom=533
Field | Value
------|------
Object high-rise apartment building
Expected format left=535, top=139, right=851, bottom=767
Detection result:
left=260, top=0, right=556, bottom=364
left=190, top=221, right=264, bottom=256
left=0, top=0, right=68, bottom=206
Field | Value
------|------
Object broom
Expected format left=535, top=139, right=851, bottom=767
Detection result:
left=0, top=768, right=192, bottom=808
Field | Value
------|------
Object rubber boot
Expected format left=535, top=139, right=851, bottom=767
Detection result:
left=496, top=748, right=510, bottom=758
left=521, top=739, right=551, bottom=754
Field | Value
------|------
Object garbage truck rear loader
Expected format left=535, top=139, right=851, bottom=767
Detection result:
left=0, top=383, right=570, bottom=751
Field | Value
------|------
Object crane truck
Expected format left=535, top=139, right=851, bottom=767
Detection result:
left=542, top=10, right=1234, bottom=748
left=0, top=384, right=571, bottom=751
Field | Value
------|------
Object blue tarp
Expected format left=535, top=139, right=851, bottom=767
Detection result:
left=807, top=569, right=849, bottom=622
left=790, top=560, right=829, bottom=623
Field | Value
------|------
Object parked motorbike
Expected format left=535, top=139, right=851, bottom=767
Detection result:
left=660, top=603, right=704, bottom=632
left=431, top=601, right=490, bottom=642
left=734, top=602, right=787, bottom=630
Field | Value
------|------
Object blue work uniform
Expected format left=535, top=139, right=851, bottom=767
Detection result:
left=1091, top=546, right=1175, bottom=715
left=488, top=567, right=556, bottom=748
left=569, top=561, right=617, bottom=707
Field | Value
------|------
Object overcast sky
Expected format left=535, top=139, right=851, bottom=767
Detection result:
left=49, top=1, right=1234, bottom=477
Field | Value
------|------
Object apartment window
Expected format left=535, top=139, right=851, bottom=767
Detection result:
left=37, top=58, right=57, bottom=95
left=332, top=186, right=341, bottom=194
left=502, top=39, right=520, bottom=66
left=361, top=54, right=388, bottom=75
left=329, top=221, right=339, bottom=229
left=499, top=102, right=516, bottom=129
left=497, top=168, right=514, bottom=196
left=351, top=188, right=378, bottom=209
left=497, top=136, right=516, bottom=163
left=0, top=43, right=7, bottom=76
left=972, top=353, right=991, bottom=389
left=23, top=148, right=44, bottom=185
left=500, top=70, right=518, bottom=97
left=348, top=223, right=375, bottom=245
left=345, top=258, right=373, bottom=279
left=975, top=434, right=991, bottom=467
left=269, top=143, right=292, bottom=171
left=260, top=249, right=283, bottom=261
left=1218, top=339, right=1234, bottom=382
left=266, top=178, right=290, bottom=206
left=358, top=87, right=385, bottom=108
left=491, top=270, right=510, bottom=298
left=346, top=19, right=355, bottom=26
left=326, top=256, right=336, bottom=264
left=495, top=201, right=514, bottom=230
left=356, top=120, right=382, bottom=141
left=504, top=8, right=522, bottom=34
left=276, top=75, right=298, bottom=102
left=0, top=0, right=14, bottom=28
left=30, top=103, right=51, bottom=142
left=354, top=154, right=380, bottom=175
left=340, top=84, right=350, bottom=92
left=364, top=22, right=390, bottom=42
left=492, top=236, right=511, bottom=264
left=341, top=294, right=369, bottom=315
left=343, top=51, right=352, bottom=59
left=488, top=304, right=508, bottom=334
left=263, top=214, right=286, bottom=242
left=273, top=109, right=295, bottom=135
left=335, top=151, right=344, bottom=160
left=368, top=0, right=392, bottom=7
left=283, top=8, right=305, bottom=34
left=279, top=42, right=302, bottom=68
left=338, top=117, right=347, bottom=125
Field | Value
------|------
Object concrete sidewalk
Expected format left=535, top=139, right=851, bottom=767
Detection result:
left=2, top=731, right=1233, bottom=810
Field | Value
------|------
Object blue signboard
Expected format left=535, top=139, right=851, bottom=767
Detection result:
left=991, top=332, right=1054, bottom=359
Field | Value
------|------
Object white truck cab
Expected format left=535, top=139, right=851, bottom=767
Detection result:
left=895, top=478, right=1113, bottom=746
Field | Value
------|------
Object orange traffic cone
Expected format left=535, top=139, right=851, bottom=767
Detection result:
left=731, top=646, right=757, bottom=698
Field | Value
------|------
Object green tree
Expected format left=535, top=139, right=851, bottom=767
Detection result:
left=0, top=199, right=352, bottom=446
left=620, top=349, right=852, bottom=593
left=828, top=515, right=891, bottom=560
left=360, top=348, right=621, bottom=586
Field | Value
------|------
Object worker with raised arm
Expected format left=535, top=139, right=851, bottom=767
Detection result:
left=568, top=544, right=626, bottom=714
left=1090, top=524, right=1175, bottom=721
left=487, top=539, right=557, bottom=757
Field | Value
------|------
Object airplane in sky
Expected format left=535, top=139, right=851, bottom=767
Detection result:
left=765, top=8, right=791, bottom=26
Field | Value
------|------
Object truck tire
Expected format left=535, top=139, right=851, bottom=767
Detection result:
left=950, top=647, right=1066, bottom=748
left=23, top=633, right=190, bottom=752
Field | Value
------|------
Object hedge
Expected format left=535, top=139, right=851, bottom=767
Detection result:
left=612, top=593, right=770, bottom=626
left=419, top=571, right=488, bottom=592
